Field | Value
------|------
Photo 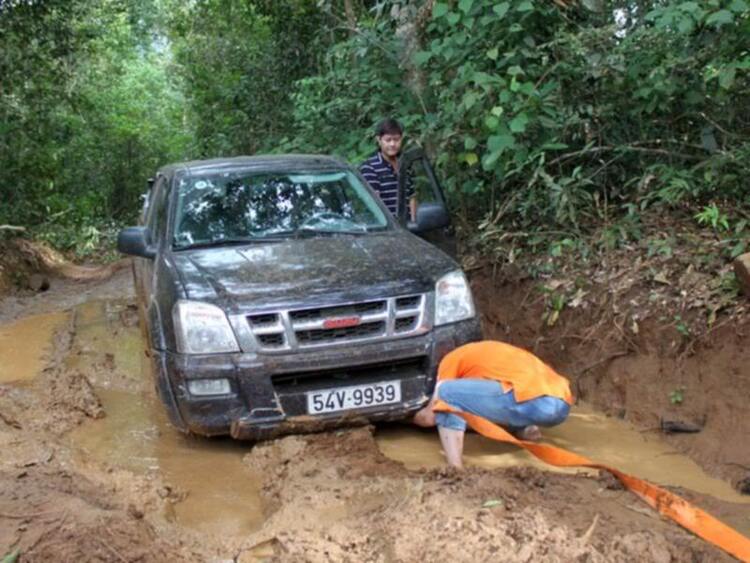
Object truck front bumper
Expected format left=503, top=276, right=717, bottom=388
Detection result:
left=151, top=318, right=481, bottom=439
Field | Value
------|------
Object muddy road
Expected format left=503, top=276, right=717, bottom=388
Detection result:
left=1, top=269, right=749, bottom=561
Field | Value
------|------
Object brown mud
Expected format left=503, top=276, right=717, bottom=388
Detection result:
left=0, top=311, right=68, bottom=382
left=0, top=238, right=130, bottom=323
left=239, top=428, right=733, bottom=561
left=0, top=304, right=221, bottom=560
left=0, top=254, right=748, bottom=560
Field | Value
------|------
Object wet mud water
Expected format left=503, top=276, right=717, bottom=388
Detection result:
left=2, top=295, right=749, bottom=559
left=63, top=300, right=265, bottom=538
left=0, top=311, right=69, bottom=382
left=378, top=405, right=750, bottom=505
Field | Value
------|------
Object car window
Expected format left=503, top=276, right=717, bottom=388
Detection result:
left=139, top=189, right=151, bottom=224
left=145, top=176, right=168, bottom=242
left=172, top=170, right=389, bottom=248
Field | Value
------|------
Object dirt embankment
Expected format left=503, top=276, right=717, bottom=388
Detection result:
left=470, top=260, right=750, bottom=492
left=0, top=238, right=130, bottom=323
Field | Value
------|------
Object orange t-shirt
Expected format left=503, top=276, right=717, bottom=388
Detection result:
left=435, top=341, right=573, bottom=405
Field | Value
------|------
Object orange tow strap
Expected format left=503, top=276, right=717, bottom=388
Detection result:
left=456, top=412, right=750, bottom=562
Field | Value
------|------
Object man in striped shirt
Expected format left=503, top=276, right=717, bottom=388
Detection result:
left=359, top=118, right=416, bottom=220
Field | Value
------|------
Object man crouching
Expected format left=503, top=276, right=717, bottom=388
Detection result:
left=413, top=340, right=573, bottom=469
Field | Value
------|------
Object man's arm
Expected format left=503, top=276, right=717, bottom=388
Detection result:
left=412, top=349, right=462, bottom=427
left=412, top=380, right=444, bottom=427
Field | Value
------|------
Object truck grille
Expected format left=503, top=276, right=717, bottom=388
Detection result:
left=271, top=357, right=426, bottom=390
left=243, top=294, right=428, bottom=352
left=296, top=321, right=386, bottom=344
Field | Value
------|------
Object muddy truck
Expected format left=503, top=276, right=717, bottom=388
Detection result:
left=117, top=151, right=482, bottom=439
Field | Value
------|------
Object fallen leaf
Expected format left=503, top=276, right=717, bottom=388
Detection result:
left=653, top=271, right=670, bottom=285
left=569, top=288, right=587, bottom=308
left=547, top=309, right=560, bottom=327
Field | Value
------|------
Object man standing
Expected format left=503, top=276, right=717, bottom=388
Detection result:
left=359, top=118, right=416, bottom=220
left=413, top=340, right=573, bottom=469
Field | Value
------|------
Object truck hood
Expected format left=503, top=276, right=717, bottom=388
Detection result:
left=171, top=231, right=456, bottom=311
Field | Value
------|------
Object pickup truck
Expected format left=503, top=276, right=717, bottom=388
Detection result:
left=117, top=150, right=482, bottom=439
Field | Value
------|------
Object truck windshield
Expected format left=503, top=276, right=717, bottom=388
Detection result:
left=172, top=170, right=389, bottom=249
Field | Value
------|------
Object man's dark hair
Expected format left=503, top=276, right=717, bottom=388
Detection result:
left=375, top=118, right=403, bottom=137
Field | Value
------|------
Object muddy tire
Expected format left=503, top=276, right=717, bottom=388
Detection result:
left=151, top=356, right=189, bottom=434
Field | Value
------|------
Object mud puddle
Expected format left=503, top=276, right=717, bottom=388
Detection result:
left=378, top=407, right=750, bottom=538
left=377, top=405, right=750, bottom=504
left=69, top=298, right=748, bottom=536
left=59, top=299, right=264, bottom=539
left=69, top=388, right=264, bottom=538
left=0, top=310, right=68, bottom=382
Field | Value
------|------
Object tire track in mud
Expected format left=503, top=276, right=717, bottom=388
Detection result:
left=0, top=300, right=222, bottom=562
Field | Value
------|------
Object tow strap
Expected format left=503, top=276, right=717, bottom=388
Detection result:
left=454, top=411, right=750, bottom=562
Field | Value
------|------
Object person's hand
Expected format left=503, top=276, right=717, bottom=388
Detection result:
left=412, top=406, right=436, bottom=428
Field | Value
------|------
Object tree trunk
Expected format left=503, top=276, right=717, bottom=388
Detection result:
left=343, top=0, right=357, bottom=34
left=393, top=0, right=435, bottom=110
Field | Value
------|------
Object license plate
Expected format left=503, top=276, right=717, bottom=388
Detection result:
left=306, top=381, right=401, bottom=414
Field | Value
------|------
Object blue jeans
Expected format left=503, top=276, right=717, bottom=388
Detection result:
left=435, top=379, right=570, bottom=432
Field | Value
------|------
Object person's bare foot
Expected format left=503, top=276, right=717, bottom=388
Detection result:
left=515, top=425, right=542, bottom=442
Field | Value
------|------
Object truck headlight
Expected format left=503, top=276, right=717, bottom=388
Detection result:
left=173, top=300, right=240, bottom=354
left=434, top=270, right=475, bottom=326
left=188, top=378, right=232, bottom=396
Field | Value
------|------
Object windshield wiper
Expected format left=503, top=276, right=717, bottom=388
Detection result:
left=174, top=225, right=382, bottom=249
left=295, top=226, right=370, bottom=236
left=173, top=236, right=287, bottom=250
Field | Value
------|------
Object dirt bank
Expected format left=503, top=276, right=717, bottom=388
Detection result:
left=471, top=260, right=750, bottom=492
left=0, top=238, right=131, bottom=323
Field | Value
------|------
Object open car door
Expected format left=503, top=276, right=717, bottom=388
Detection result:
left=397, top=147, right=457, bottom=258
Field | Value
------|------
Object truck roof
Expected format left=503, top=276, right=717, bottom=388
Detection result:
left=159, top=154, right=351, bottom=176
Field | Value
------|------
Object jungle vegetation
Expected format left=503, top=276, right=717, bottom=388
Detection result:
left=0, top=0, right=748, bottom=259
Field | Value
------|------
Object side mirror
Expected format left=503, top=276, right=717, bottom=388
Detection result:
left=117, top=227, right=156, bottom=259
left=408, top=202, right=450, bottom=234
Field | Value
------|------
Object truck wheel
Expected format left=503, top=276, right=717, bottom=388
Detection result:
left=152, top=357, right=189, bottom=434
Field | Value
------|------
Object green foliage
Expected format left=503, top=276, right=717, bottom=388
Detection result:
left=1, top=0, right=749, bottom=259
left=669, top=386, right=686, bottom=405
left=694, top=203, right=729, bottom=231
left=539, top=285, right=567, bottom=327
left=287, top=0, right=750, bottom=253
left=692, top=204, right=749, bottom=258
left=673, top=315, right=690, bottom=337
left=285, top=16, right=425, bottom=159
left=166, top=0, right=334, bottom=157
left=647, top=237, right=674, bottom=258
left=0, top=0, right=190, bottom=236
left=34, top=217, right=123, bottom=260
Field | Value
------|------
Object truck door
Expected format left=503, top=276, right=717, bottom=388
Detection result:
left=137, top=175, right=169, bottom=349
left=397, top=148, right=457, bottom=258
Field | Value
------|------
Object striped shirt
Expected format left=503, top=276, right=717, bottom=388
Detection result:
left=359, top=152, right=414, bottom=215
